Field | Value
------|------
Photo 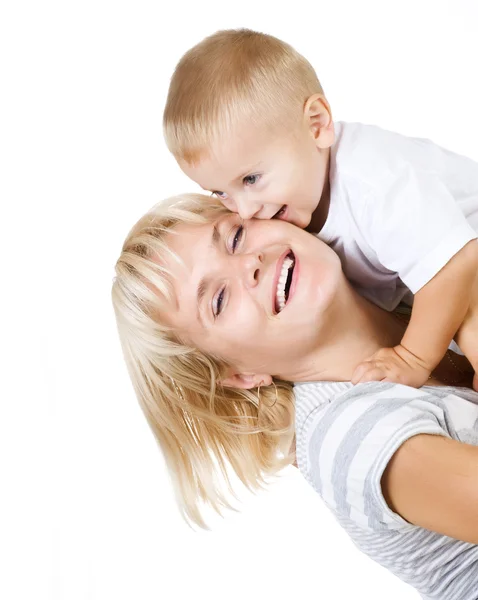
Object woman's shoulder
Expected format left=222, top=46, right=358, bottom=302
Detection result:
left=294, top=380, right=439, bottom=437
left=294, top=380, right=478, bottom=431
left=293, top=380, right=351, bottom=423
left=294, top=381, right=478, bottom=597
left=294, top=381, right=478, bottom=530
left=294, top=381, right=478, bottom=456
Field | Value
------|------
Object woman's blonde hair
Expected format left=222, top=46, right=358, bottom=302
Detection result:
left=163, top=29, right=323, bottom=164
left=112, top=193, right=295, bottom=528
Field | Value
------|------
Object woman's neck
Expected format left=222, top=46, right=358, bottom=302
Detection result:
left=284, top=282, right=473, bottom=387
left=291, top=286, right=406, bottom=383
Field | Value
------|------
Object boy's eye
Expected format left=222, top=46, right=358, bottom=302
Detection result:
left=212, top=191, right=228, bottom=199
left=243, top=174, right=260, bottom=186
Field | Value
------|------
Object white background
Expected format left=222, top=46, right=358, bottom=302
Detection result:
left=1, top=1, right=477, bottom=599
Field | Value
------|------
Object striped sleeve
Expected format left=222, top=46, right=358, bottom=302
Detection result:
left=299, top=382, right=451, bottom=532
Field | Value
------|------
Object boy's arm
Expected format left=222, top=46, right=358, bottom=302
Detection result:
left=352, top=240, right=478, bottom=387
left=400, top=239, right=478, bottom=370
left=454, top=268, right=478, bottom=388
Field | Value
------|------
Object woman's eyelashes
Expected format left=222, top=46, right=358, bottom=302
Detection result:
left=213, top=287, right=225, bottom=319
left=213, top=225, right=245, bottom=318
left=212, top=191, right=228, bottom=199
left=230, top=224, right=244, bottom=253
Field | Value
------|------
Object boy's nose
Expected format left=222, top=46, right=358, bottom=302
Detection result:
left=236, top=199, right=263, bottom=220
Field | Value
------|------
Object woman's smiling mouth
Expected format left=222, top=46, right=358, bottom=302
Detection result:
left=274, top=250, right=296, bottom=313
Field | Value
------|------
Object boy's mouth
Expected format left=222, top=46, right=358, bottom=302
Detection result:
left=274, top=250, right=296, bottom=313
left=273, top=205, right=287, bottom=219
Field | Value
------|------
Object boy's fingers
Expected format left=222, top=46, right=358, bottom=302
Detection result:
left=357, top=367, right=387, bottom=383
left=351, top=362, right=369, bottom=384
left=352, top=362, right=385, bottom=384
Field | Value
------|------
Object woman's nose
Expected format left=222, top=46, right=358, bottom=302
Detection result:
left=239, top=252, right=263, bottom=288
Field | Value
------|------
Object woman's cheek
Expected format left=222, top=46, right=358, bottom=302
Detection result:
left=236, top=301, right=263, bottom=338
left=235, top=301, right=256, bottom=330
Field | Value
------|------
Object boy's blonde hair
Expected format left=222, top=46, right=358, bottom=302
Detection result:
left=163, top=29, right=323, bottom=164
left=112, top=193, right=295, bottom=528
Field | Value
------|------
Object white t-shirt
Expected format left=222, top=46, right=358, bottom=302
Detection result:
left=319, top=122, right=478, bottom=310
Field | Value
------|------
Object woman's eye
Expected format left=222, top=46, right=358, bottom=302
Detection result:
left=212, top=191, right=228, bottom=199
left=231, top=225, right=244, bottom=253
left=243, top=174, right=260, bottom=186
left=213, top=287, right=225, bottom=318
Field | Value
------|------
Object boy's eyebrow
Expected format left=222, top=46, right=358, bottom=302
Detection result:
left=196, top=223, right=221, bottom=325
left=232, top=162, right=263, bottom=184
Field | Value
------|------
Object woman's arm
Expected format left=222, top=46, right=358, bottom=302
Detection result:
left=382, top=434, right=478, bottom=544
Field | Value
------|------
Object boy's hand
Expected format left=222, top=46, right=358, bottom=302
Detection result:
left=351, top=345, right=432, bottom=388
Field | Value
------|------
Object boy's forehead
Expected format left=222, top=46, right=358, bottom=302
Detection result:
left=180, top=127, right=270, bottom=188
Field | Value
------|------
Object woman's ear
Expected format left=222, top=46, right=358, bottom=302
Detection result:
left=304, top=94, right=334, bottom=149
left=221, top=371, right=273, bottom=390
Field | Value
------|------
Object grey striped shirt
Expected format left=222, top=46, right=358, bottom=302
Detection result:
left=294, top=381, right=478, bottom=599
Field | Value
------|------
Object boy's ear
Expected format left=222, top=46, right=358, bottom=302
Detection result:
left=304, top=94, right=334, bottom=149
left=221, top=371, right=273, bottom=390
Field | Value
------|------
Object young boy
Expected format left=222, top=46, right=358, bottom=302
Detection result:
left=163, top=28, right=478, bottom=389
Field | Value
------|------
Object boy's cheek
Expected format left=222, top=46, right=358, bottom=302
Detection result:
left=280, top=208, right=302, bottom=227
left=287, top=211, right=311, bottom=229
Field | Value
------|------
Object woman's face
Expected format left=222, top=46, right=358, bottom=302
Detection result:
left=162, top=213, right=343, bottom=382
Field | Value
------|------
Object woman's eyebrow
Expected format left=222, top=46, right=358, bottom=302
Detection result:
left=211, top=222, right=221, bottom=246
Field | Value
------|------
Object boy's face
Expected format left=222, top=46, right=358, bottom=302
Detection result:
left=180, top=115, right=333, bottom=229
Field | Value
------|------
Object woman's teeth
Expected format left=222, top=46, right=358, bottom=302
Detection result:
left=276, top=255, right=294, bottom=312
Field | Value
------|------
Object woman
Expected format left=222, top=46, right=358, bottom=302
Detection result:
left=112, top=193, right=478, bottom=599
